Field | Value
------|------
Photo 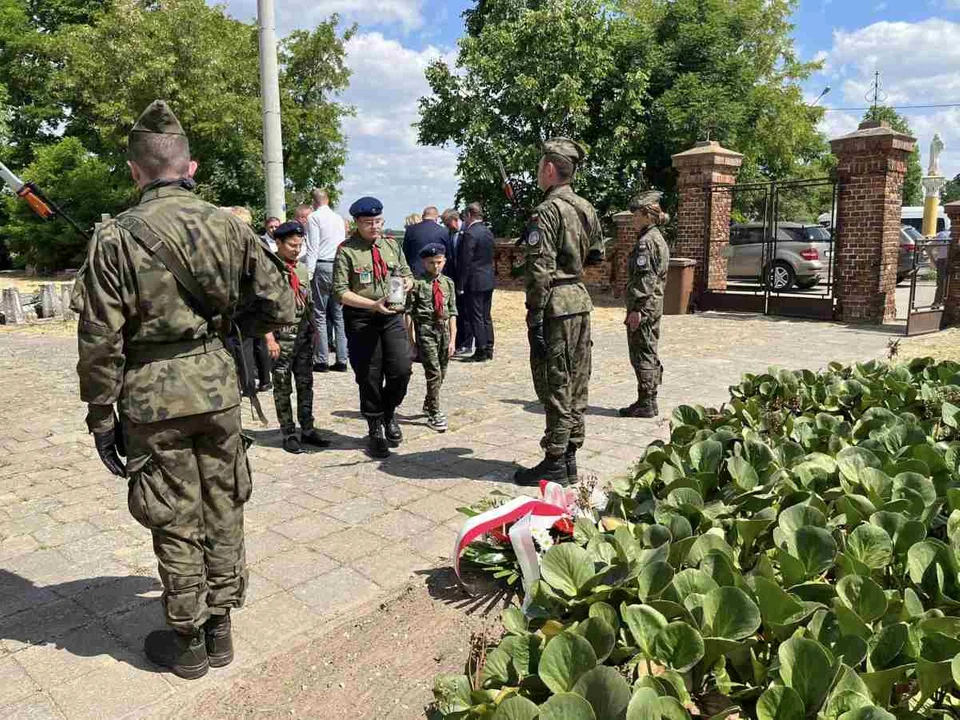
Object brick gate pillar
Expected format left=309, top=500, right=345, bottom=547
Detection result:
left=943, top=201, right=960, bottom=326
left=830, top=121, right=915, bottom=324
left=671, top=141, right=744, bottom=303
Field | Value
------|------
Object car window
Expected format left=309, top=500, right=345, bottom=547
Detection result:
left=902, top=226, right=923, bottom=241
left=803, top=227, right=831, bottom=242
left=778, top=227, right=804, bottom=243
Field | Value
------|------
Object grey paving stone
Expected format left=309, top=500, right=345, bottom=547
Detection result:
left=232, top=593, right=318, bottom=653
left=310, top=527, right=389, bottom=563
left=253, top=546, right=339, bottom=590
left=48, top=659, right=172, bottom=720
left=0, top=655, right=40, bottom=705
left=269, top=512, right=348, bottom=544
left=323, top=495, right=392, bottom=525
left=0, top=692, right=66, bottom=720
left=291, top=567, right=380, bottom=616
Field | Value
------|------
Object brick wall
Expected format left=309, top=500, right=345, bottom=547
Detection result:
left=493, top=239, right=616, bottom=295
left=671, top=142, right=744, bottom=304
left=830, top=122, right=915, bottom=324
left=943, top=202, right=960, bottom=327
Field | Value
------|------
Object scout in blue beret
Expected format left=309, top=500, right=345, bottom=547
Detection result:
left=348, top=196, right=384, bottom=218
left=406, top=241, right=457, bottom=432
left=332, top=196, right=413, bottom=457
left=266, top=217, right=331, bottom=455
left=273, top=220, right=304, bottom=240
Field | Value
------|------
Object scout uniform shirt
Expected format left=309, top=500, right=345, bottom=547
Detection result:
left=275, top=263, right=313, bottom=343
left=332, top=233, right=412, bottom=306
left=406, top=272, right=457, bottom=325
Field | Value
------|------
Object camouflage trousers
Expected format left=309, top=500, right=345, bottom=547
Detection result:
left=530, top=312, right=592, bottom=459
left=628, top=311, right=664, bottom=398
left=271, top=337, right=315, bottom=437
left=124, top=406, right=250, bottom=633
left=416, top=321, right=450, bottom=414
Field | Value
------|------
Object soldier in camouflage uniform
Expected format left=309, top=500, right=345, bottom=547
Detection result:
left=72, top=100, right=295, bottom=679
left=405, top=244, right=457, bottom=432
left=514, top=138, right=604, bottom=487
left=265, top=221, right=332, bottom=454
left=332, top=197, right=413, bottom=458
left=620, top=191, right=670, bottom=418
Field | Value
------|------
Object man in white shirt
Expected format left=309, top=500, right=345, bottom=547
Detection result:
left=306, top=189, right=348, bottom=372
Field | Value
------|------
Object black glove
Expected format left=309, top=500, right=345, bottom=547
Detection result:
left=93, top=426, right=127, bottom=478
left=527, top=324, right=547, bottom=359
left=585, top=248, right=604, bottom=266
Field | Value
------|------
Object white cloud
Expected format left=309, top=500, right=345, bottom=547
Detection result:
left=221, top=0, right=425, bottom=32
left=818, top=18, right=960, bottom=180
left=335, top=32, right=461, bottom=228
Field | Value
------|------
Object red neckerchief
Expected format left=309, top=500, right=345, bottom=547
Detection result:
left=371, top=241, right=389, bottom=281
left=432, top=277, right=445, bottom=319
left=285, top=260, right=304, bottom=307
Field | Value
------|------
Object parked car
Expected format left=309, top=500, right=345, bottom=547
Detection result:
left=897, top=225, right=922, bottom=284
left=727, top=222, right=832, bottom=290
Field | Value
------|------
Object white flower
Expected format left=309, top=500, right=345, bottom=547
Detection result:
left=531, top=527, right=554, bottom=554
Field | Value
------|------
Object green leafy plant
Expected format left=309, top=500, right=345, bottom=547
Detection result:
left=436, top=358, right=960, bottom=719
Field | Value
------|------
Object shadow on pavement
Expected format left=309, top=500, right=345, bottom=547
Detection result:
left=418, top=566, right=515, bottom=617
left=246, top=427, right=364, bottom=451
left=0, top=570, right=164, bottom=672
left=378, top=447, right=522, bottom=483
left=499, top=397, right=622, bottom=417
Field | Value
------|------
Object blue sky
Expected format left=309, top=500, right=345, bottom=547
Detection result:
left=219, top=0, right=960, bottom=227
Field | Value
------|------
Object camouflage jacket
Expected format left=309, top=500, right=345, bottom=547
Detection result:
left=74, top=183, right=296, bottom=429
left=274, top=263, right=314, bottom=343
left=406, top=272, right=457, bottom=326
left=523, top=184, right=602, bottom=326
left=626, top=225, right=669, bottom=316
left=332, top=233, right=411, bottom=305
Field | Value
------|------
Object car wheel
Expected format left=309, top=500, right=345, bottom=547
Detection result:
left=766, top=262, right=795, bottom=291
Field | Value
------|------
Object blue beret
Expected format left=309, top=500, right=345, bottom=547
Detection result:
left=349, top=196, right=383, bottom=218
left=274, top=220, right=304, bottom=240
left=419, top=243, right=446, bottom=259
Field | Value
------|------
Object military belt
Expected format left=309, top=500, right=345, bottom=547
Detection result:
left=126, top=336, right=225, bottom=365
left=550, top=277, right=583, bottom=288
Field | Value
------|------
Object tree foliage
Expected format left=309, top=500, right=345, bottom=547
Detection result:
left=863, top=106, right=923, bottom=206
left=0, top=0, right=353, bottom=269
left=942, top=173, right=960, bottom=205
left=418, top=0, right=828, bottom=235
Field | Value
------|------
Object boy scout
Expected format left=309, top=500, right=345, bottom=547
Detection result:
left=514, top=137, right=603, bottom=487
left=332, top=196, right=413, bottom=458
left=405, top=244, right=457, bottom=431
left=620, top=191, right=670, bottom=418
left=73, top=100, right=295, bottom=678
left=266, top=221, right=332, bottom=453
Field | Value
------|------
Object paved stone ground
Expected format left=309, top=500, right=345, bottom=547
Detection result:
left=0, top=292, right=897, bottom=719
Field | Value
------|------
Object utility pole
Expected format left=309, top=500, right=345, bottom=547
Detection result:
left=258, top=0, right=285, bottom=220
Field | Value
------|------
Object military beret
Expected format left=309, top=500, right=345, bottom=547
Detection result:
left=541, top=137, right=586, bottom=164
left=349, top=196, right=383, bottom=218
left=629, top=190, right=664, bottom=211
left=274, top=220, right=305, bottom=240
left=419, top=243, right=446, bottom=259
left=130, top=100, right=185, bottom=136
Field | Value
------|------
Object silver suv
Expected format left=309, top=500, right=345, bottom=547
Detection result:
left=728, top=222, right=832, bottom=290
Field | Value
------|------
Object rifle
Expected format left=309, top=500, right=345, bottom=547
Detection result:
left=487, top=146, right=533, bottom=247
left=0, top=159, right=91, bottom=241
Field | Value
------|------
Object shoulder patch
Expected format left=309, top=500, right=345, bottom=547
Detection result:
left=527, top=229, right=541, bottom=246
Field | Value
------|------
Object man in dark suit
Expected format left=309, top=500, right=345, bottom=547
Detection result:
left=403, top=206, right=449, bottom=277
left=457, top=202, right=496, bottom=362
left=442, top=208, right=471, bottom=354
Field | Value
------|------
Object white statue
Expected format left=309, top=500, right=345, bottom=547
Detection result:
left=928, top=133, right=945, bottom=176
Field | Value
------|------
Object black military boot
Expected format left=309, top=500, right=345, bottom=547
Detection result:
left=513, top=456, right=568, bottom=487
left=282, top=435, right=304, bottom=454
left=144, top=629, right=209, bottom=679
left=564, top=443, right=578, bottom=484
left=384, top=412, right=403, bottom=447
left=203, top=612, right=234, bottom=668
left=301, top=428, right=332, bottom=448
left=620, top=397, right=656, bottom=418
left=366, top=417, right=390, bottom=458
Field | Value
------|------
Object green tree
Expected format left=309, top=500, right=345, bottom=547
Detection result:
left=3, top=137, right=136, bottom=270
left=863, top=106, right=922, bottom=206
left=941, top=173, right=960, bottom=204
left=417, top=0, right=827, bottom=235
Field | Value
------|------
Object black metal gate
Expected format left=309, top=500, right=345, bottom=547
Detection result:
left=699, top=178, right=838, bottom=320
left=905, top=237, right=951, bottom=335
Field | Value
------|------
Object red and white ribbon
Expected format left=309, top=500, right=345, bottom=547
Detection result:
left=452, top=481, right=571, bottom=611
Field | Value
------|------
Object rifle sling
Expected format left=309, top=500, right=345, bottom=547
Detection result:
left=116, top=215, right=268, bottom=424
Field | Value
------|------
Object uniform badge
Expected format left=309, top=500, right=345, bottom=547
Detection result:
left=637, top=254, right=648, bottom=269
left=527, top=230, right=541, bottom=246
left=359, top=270, right=372, bottom=285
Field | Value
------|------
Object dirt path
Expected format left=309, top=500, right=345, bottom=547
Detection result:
left=165, top=570, right=507, bottom=720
